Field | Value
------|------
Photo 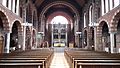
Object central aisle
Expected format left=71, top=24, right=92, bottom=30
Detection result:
left=49, top=47, right=70, bottom=68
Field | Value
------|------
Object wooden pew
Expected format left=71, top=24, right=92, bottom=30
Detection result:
left=64, top=48, right=120, bottom=68
left=0, top=48, right=54, bottom=68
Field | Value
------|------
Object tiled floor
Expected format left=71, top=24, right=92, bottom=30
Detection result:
left=49, top=47, right=70, bottom=68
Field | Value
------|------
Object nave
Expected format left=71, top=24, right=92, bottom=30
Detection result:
left=1, top=0, right=120, bottom=68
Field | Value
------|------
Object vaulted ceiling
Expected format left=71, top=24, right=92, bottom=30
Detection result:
left=32, top=0, right=87, bottom=17
left=32, top=0, right=87, bottom=8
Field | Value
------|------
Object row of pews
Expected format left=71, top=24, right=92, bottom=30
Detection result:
left=64, top=48, right=120, bottom=68
left=0, top=48, right=54, bottom=68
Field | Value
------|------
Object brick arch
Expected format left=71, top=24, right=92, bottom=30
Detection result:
left=98, top=20, right=110, bottom=27
left=0, top=11, right=9, bottom=33
left=97, top=21, right=110, bottom=36
left=96, top=21, right=110, bottom=51
left=111, top=10, right=120, bottom=32
left=11, top=20, right=23, bottom=35
left=40, top=1, right=80, bottom=25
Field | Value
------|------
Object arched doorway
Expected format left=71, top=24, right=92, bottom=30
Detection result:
left=32, top=30, right=36, bottom=48
left=116, top=19, right=120, bottom=51
left=10, top=21, right=21, bottom=51
left=83, top=30, right=87, bottom=48
left=0, top=11, right=9, bottom=53
left=101, top=21, right=110, bottom=52
left=90, top=27, right=94, bottom=50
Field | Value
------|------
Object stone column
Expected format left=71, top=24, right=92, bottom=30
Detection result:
left=16, top=0, right=19, bottom=15
left=109, top=32, right=116, bottom=53
left=2, top=0, right=7, bottom=7
left=74, top=15, right=78, bottom=47
left=87, top=29, right=92, bottom=50
left=75, top=34, right=79, bottom=47
left=22, top=26, right=26, bottom=50
left=97, top=34, right=103, bottom=51
left=30, top=28, right=33, bottom=49
left=22, top=7, right=26, bottom=50
left=96, top=26, right=103, bottom=51
left=94, top=26, right=97, bottom=51
left=51, top=24, right=54, bottom=47
left=79, top=33, right=82, bottom=48
left=4, top=33, right=10, bottom=53
left=66, top=24, right=68, bottom=47
left=42, top=15, right=45, bottom=42
left=12, top=0, right=15, bottom=13
left=35, top=34, right=37, bottom=48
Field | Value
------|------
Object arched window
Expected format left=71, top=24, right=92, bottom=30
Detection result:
left=6, top=0, right=9, bottom=7
left=89, top=5, right=93, bottom=26
left=98, top=7, right=101, bottom=18
left=101, top=0, right=105, bottom=15
left=51, top=16, right=68, bottom=24
left=25, top=0, right=28, bottom=3
left=84, top=13, right=86, bottom=28
left=15, top=0, right=17, bottom=13
left=33, top=11, right=36, bottom=28
left=26, top=6, right=29, bottom=22
left=114, top=0, right=120, bottom=8
left=20, top=7, right=22, bottom=18
left=11, top=0, right=13, bottom=10
left=103, top=0, right=106, bottom=13
left=108, top=0, right=110, bottom=11
left=112, top=0, right=114, bottom=8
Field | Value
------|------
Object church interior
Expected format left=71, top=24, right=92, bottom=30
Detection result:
left=0, top=0, right=120, bottom=68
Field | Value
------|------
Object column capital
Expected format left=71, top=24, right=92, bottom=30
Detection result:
left=3, top=31, right=11, bottom=34
left=109, top=31, right=117, bottom=34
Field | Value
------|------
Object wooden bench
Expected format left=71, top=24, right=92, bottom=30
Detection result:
left=0, top=48, right=54, bottom=68
left=64, top=48, right=120, bottom=68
